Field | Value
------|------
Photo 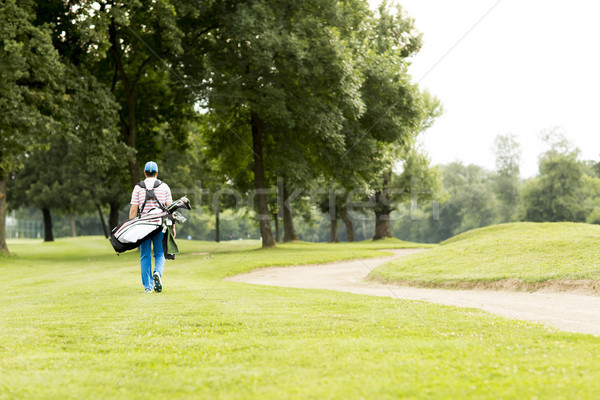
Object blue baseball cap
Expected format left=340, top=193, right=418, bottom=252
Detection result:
left=144, top=161, right=158, bottom=173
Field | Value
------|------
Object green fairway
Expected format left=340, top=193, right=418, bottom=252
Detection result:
left=2, top=236, right=600, bottom=399
left=370, top=222, right=600, bottom=288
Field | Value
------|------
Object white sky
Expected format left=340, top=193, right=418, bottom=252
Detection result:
left=371, top=0, right=600, bottom=177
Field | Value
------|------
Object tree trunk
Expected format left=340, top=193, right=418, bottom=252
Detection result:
left=215, top=202, right=220, bottom=243
left=109, top=201, right=120, bottom=230
left=124, top=81, right=139, bottom=188
left=282, top=179, right=299, bottom=242
left=373, top=172, right=394, bottom=240
left=276, top=179, right=283, bottom=243
left=42, top=208, right=54, bottom=242
left=340, top=205, right=355, bottom=242
left=97, top=203, right=109, bottom=238
left=128, top=159, right=140, bottom=189
left=70, top=213, right=77, bottom=237
left=109, top=18, right=141, bottom=188
left=251, top=112, right=275, bottom=248
left=0, top=171, right=9, bottom=253
left=329, top=216, right=339, bottom=243
left=274, top=213, right=280, bottom=242
left=373, top=209, right=392, bottom=240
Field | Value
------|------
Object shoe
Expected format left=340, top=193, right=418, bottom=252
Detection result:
left=145, top=288, right=152, bottom=293
left=153, top=271, right=162, bottom=293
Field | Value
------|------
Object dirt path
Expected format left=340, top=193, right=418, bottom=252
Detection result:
left=228, top=249, right=600, bottom=336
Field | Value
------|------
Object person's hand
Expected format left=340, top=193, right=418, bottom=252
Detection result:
left=172, top=225, right=176, bottom=238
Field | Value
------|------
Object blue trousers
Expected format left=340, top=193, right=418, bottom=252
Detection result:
left=140, top=230, right=165, bottom=290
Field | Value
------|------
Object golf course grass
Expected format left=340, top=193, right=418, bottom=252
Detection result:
left=2, top=235, right=600, bottom=399
left=371, top=222, right=600, bottom=288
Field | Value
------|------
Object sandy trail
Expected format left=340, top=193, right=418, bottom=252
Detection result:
left=228, top=249, right=600, bottom=336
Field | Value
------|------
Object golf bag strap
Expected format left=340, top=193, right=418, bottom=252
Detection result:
left=138, top=179, right=164, bottom=216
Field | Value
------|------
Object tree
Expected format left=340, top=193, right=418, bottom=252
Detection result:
left=339, top=203, right=355, bottom=242
left=371, top=148, right=442, bottom=240
left=188, top=115, right=259, bottom=243
left=365, top=88, right=442, bottom=240
left=47, top=0, right=196, bottom=188
left=62, top=66, right=129, bottom=234
left=33, top=0, right=197, bottom=229
left=522, top=130, right=587, bottom=222
left=521, top=153, right=586, bottom=222
left=338, top=4, right=440, bottom=240
left=491, top=134, right=521, bottom=222
left=316, top=182, right=346, bottom=243
left=9, top=141, right=69, bottom=241
left=8, top=65, right=123, bottom=241
left=0, top=0, right=65, bottom=252
left=392, top=162, right=498, bottom=243
left=191, top=0, right=370, bottom=248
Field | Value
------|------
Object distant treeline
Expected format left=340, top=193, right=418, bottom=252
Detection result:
left=11, top=129, right=599, bottom=245
left=394, top=129, right=600, bottom=243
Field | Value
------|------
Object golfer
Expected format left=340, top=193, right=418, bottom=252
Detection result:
left=129, top=161, right=174, bottom=293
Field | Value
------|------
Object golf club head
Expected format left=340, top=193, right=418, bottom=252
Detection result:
left=169, top=196, right=192, bottom=211
left=172, top=211, right=187, bottom=224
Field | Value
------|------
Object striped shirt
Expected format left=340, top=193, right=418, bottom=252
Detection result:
left=130, top=178, right=173, bottom=215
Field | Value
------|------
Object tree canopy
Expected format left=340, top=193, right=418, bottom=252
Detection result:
left=1, top=0, right=445, bottom=250
left=0, top=0, right=66, bottom=251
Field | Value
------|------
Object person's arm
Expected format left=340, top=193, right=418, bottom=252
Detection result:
left=129, top=204, right=139, bottom=219
left=129, top=185, right=140, bottom=219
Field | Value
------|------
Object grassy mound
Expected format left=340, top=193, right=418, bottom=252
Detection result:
left=370, top=222, right=600, bottom=287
